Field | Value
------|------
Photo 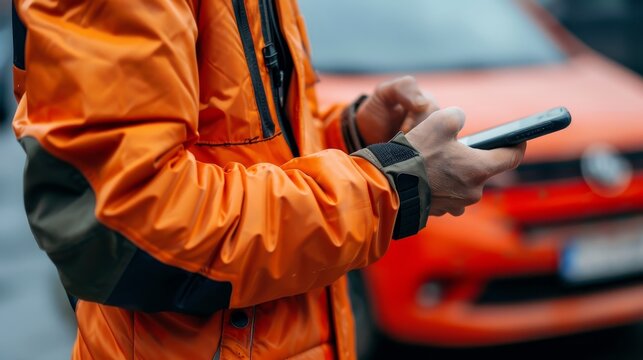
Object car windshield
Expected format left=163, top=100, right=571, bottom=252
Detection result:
left=298, top=0, right=566, bottom=73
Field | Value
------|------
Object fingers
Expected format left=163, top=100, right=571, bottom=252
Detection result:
left=446, top=207, right=465, bottom=217
left=405, top=106, right=528, bottom=219
left=376, top=76, right=435, bottom=113
left=401, top=92, right=441, bottom=132
left=430, top=188, right=480, bottom=217
left=405, top=107, right=467, bottom=159
left=474, top=142, right=526, bottom=177
left=430, top=209, right=448, bottom=217
left=430, top=206, right=465, bottom=217
left=368, top=76, right=441, bottom=135
left=424, top=107, right=466, bottom=140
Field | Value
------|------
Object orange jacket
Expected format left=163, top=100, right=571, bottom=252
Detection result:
left=12, top=0, right=430, bottom=358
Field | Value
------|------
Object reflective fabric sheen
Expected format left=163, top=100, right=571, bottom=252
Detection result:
left=13, top=0, right=400, bottom=358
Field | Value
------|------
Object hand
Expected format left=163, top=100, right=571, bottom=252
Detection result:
left=405, top=107, right=526, bottom=216
left=356, top=76, right=439, bottom=145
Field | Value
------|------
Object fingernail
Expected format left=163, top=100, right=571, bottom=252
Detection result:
left=414, top=95, right=428, bottom=107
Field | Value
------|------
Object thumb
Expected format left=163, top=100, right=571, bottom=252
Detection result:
left=476, top=142, right=526, bottom=176
left=425, top=107, right=466, bottom=140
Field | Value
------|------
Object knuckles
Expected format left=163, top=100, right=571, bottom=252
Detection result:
left=378, top=75, right=418, bottom=95
left=395, top=75, right=417, bottom=89
left=463, top=187, right=483, bottom=205
left=449, top=207, right=466, bottom=217
left=431, top=108, right=465, bottom=136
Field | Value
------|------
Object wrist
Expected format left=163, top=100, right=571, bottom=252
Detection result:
left=341, top=94, right=368, bottom=152
left=352, top=133, right=432, bottom=239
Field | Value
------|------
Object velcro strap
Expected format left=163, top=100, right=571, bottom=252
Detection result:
left=366, top=142, right=422, bottom=239
left=366, top=142, right=416, bottom=167
left=392, top=173, right=420, bottom=239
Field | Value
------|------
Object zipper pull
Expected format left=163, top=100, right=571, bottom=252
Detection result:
left=262, top=43, right=279, bottom=69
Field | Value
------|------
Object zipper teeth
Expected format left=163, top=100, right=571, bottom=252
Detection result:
left=232, top=0, right=275, bottom=138
left=267, top=74, right=300, bottom=157
left=259, top=0, right=300, bottom=157
left=258, top=0, right=271, bottom=45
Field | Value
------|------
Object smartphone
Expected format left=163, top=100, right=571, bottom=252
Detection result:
left=458, top=107, right=572, bottom=150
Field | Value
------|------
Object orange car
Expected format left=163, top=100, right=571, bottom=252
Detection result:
left=300, top=0, right=643, bottom=355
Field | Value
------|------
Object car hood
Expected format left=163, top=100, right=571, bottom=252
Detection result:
left=315, top=54, right=643, bottom=162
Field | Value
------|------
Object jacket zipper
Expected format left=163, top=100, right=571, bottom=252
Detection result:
left=259, top=0, right=300, bottom=157
left=232, top=0, right=300, bottom=157
left=232, top=0, right=275, bottom=138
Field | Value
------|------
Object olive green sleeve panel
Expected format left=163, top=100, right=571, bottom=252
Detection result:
left=20, top=137, right=232, bottom=315
left=352, top=133, right=431, bottom=239
left=20, top=137, right=137, bottom=302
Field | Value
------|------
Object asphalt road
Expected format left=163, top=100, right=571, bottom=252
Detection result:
left=1, top=120, right=643, bottom=360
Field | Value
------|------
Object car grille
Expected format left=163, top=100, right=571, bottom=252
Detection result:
left=522, top=211, right=643, bottom=235
left=514, top=149, right=643, bottom=184
left=475, top=273, right=643, bottom=305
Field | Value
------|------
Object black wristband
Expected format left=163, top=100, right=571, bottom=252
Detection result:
left=341, top=94, right=368, bottom=152
left=352, top=133, right=432, bottom=240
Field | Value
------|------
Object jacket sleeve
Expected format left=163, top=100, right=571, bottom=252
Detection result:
left=13, top=0, right=430, bottom=315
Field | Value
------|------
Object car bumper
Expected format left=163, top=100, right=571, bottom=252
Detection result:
left=364, top=201, right=643, bottom=346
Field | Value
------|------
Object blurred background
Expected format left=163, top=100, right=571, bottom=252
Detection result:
left=1, top=0, right=643, bottom=359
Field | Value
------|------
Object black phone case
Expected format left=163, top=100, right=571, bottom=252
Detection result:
left=466, top=108, right=571, bottom=150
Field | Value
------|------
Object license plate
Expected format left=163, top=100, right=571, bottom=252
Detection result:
left=560, top=221, right=643, bottom=283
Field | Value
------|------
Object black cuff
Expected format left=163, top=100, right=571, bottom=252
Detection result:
left=341, top=95, right=368, bottom=153
left=353, top=133, right=431, bottom=240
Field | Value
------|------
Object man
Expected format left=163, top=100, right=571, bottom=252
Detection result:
left=11, top=0, right=524, bottom=359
